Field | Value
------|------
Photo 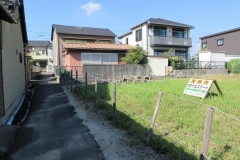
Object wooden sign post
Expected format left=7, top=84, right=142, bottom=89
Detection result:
left=183, top=78, right=222, bottom=99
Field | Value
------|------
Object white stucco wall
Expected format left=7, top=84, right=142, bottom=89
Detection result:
left=225, top=55, right=240, bottom=62
left=199, top=51, right=226, bottom=62
left=148, top=57, right=168, bottom=76
left=0, top=20, right=25, bottom=124
left=119, top=23, right=192, bottom=59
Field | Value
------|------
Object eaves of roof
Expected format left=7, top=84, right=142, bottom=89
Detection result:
left=200, top=27, right=240, bottom=39
left=118, top=31, right=132, bottom=39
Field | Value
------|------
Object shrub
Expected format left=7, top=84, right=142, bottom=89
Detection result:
left=227, top=59, right=240, bottom=73
left=169, top=56, right=185, bottom=69
left=121, top=45, right=148, bottom=64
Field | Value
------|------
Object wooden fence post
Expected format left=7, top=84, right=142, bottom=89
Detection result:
left=200, top=107, right=214, bottom=160
left=95, top=77, right=98, bottom=108
left=146, top=91, right=163, bottom=146
left=112, top=82, right=116, bottom=126
left=71, top=70, right=72, bottom=92
left=85, top=72, right=88, bottom=103
left=76, top=70, right=78, bottom=93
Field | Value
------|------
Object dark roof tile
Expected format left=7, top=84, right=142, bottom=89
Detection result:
left=52, top=24, right=116, bottom=37
left=28, top=40, right=50, bottom=47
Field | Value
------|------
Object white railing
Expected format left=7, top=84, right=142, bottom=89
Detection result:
left=150, top=36, right=192, bottom=47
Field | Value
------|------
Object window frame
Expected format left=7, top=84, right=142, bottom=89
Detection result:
left=217, top=39, right=224, bottom=46
left=175, top=50, right=187, bottom=59
left=202, top=42, right=207, bottom=49
left=154, top=50, right=168, bottom=56
left=153, top=28, right=166, bottom=37
left=125, top=38, right=128, bottom=44
left=135, top=29, right=142, bottom=42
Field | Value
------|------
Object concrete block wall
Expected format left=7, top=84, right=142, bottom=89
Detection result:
left=173, top=69, right=228, bottom=78
left=83, top=64, right=150, bottom=80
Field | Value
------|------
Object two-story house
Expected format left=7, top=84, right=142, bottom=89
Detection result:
left=51, top=24, right=132, bottom=70
left=200, top=27, right=240, bottom=62
left=0, top=0, right=28, bottom=124
left=26, top=40, right=50, bottom=70
left=119, top=18, right=194, bottom=60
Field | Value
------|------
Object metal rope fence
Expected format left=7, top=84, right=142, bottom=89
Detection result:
left=62, top=70, right=239, bottom=160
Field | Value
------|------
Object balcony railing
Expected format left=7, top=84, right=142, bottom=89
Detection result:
left=150, top=36, right=192, bottom=47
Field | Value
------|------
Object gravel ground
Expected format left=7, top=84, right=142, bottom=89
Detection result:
left=63, top=86, right=171, bottom=160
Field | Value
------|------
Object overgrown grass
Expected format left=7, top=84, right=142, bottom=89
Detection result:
left=73, top=74, right=240, bottom=160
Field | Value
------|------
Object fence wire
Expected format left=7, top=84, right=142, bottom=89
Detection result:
left=63, top=72, right=239, bottom=160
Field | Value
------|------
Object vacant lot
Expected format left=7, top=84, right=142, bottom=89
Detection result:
left=74, top=74, right=240, bottom=160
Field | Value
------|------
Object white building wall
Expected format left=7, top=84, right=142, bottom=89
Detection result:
left=148, top=57, right=168, bottom=76
left=0, top=20, right=25, bottom=124
left=225, top=55, right=240, bottom=62
left=119, top=23, right=192, bottom=58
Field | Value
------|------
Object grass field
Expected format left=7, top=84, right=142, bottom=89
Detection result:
left=74, top=74, right=240, bottom=160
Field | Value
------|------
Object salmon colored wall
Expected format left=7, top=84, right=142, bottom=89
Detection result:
left=66, top=53, right=82, bottom=66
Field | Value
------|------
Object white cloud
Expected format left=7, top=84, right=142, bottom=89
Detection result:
left=80, top=1, right=101, bottom=16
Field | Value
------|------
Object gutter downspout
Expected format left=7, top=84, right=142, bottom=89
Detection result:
left=146, top=21, right=150, bottom=54
left=0, top=1, right=18, bottom=24
left=6, top=94, right=25, bottom=125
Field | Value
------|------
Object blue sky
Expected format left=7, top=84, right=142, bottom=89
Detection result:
left=25, top=0, right=240, bottom=56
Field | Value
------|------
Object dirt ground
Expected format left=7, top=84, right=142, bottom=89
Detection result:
left=63, top=86, right=171, bottom=160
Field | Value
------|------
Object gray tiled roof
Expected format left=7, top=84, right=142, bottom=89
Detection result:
left=200, top=27, right=240, bottom=39
left=28, top=40, right=50, bottom=47
left=52, top=24, right=116, bottom=37
left=146, top=18, right=194, bottom=29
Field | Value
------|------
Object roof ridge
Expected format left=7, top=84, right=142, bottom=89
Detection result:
left=52, top=24, right=111, bottom=30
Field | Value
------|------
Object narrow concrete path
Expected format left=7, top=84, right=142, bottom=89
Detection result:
left=4, top=74, right=104, bottom=160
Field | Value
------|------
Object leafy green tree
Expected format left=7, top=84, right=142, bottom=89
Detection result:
left=29, top=59, right=36, bottom=65
left=161, top=48, right=185, bottom=69
left=162, top=48, right=174, bottom=58
left=121, top=45, right=148, bottom=64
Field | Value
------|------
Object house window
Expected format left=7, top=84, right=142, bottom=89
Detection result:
left=217, top=39, right=223, bottom=46
left=202, top=42, right=207, bottom=49
left=175, top=51, right=187, bottom=59
left=136, top=29, right=142, bottom=41
left=154, top=29, right=166, bottom=37
left=173, top=30, right=184, bottom=38
left=154, top=50, right=167, bottom=56
left=125, top=38, right=128, bottom=44
left=81, top=53, right=118, bottom=64
left=42, top=50, right=45, bottom=54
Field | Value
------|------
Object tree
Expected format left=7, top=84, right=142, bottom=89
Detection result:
left=121, top=45, right=148, bottom=64
left=161, top=48, right=185, bottom=69
left=29, top=59, right=36, bottom=65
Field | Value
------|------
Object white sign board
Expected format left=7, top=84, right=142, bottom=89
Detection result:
left=183, top=78, right=213, bottom=98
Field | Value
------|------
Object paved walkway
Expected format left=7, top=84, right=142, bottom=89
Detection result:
left=4, top=73, right=104, bottom=160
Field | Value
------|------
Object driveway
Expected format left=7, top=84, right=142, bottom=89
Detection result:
left=4, top=73, right=104, bottom=160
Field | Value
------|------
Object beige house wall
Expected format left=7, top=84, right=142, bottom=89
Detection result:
left=52, top=31, right=116, bottom=66
left=0, top=20, right=25, bottom=124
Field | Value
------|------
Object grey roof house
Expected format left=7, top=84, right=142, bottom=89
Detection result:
left=51, top=24, right=132, bottom=71
left=119, top=18, right=194, bottom=60
left=200, top=27, right=240, bottom=61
